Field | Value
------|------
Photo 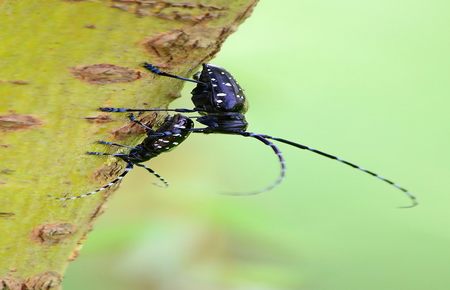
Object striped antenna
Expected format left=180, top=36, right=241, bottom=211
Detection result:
left=222, top=132, right=286, bottom=196
left=56, top=163, right=133, bottom=201
left=259, top=134, right=418, bottom=208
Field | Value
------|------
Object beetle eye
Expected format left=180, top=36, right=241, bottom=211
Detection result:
left=193, top=72, right=201, bottom=81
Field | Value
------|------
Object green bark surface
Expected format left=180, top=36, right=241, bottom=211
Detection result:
left=0, top=0, right=258, bottom=288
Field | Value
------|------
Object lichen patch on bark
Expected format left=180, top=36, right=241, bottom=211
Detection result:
left=0, top=212, right=15, bottom=218
left=0, top=276, right=22, bottom=290
left=0, top=114, right=42, bottom=131
left=1, top=271, right=62, bottom=290
left=84, top=114, right=113, bottom=124
left=90, top=203, right=107, bottom=221
left=110, top=0, right=226, bottom=23
left=112, top=113, right=158, bottom=140
left=0, top=80, right=29, bottom=85
left=91, top=162, right=123, bottom=184
left=23, top=271, right=62, bottom=290
left=140, top=0, right=259, bottom=69
left=67, top=246, right=81, bottom=262
left=70, top=64, right=142, bottom=85
left=0, top=169, right=14, bottom=175
left=142, top=27, right=222, bottom=68
left=32, top=223, right=77, bottom=245
left=67, top=232, right=88, bottom=263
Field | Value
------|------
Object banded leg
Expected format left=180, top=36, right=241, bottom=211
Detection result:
left=125, top=128, right=199, bottom=138
left=99, top=107, right=202, bottom=113
left=135, top=163, right=169, bottom=188
left=127, top=113, right=153, bottom=131
left=258, top=134, right=418, bottom=208
left=86, top=151, right=168, bottom=188
left=86, top=152, right=129, bottom=158
left=142, top=62, right=206, bottom=85
left=56, top=163, right=134, bottom=201
left=97, top=140, right=134, bottom=149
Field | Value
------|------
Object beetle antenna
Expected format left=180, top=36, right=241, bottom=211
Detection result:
left=142, top=62, right=207, bottom=85
left=135, top=163, right=169, bottom=188
left=221, top=132, right=286, bottom=196
left=99, top=107, right=203, bottom=113
left=259, top=134, right=417, bottom=208
left=55, top=162, right=134, bottom=201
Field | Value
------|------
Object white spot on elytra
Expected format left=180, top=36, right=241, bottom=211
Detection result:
left=217, top=93, right=226, bottom=96
left=224, top=83, right=232, bottom=86
left=217, top=100, right=223, bottom=103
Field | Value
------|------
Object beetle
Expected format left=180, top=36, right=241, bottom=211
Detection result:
left=100, top=63, right=418, bottom=207
left=58, top=113, right=193, bottom=201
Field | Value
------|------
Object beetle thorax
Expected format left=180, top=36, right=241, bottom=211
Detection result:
left=191, top=64, right=248, bottom=114
left=197, top=113, right=248, bottom=133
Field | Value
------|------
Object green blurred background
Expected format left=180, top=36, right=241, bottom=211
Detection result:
left=64, top=1, right=450, bottom=289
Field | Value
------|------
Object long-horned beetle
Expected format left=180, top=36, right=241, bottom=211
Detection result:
left=58, top=113, right=193, bottom=201
left=100, top=63, right=418, bottom=208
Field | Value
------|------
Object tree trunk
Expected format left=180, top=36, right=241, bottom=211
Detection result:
left=0, top=0, right=258, bottom=288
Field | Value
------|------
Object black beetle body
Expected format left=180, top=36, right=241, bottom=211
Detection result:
left=58, top=114, right=193, bottom=201
left=127, top=114, right=193, bottom=163
left=193, top=64, right=248, bottom=113
left=192, top=64, right=249, bottom=132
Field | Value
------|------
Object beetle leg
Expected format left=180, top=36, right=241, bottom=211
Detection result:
left=127, top=113, right=154, bottom=132
left=135, top=163, right=169, bottom=188
left=85, top=152, right=129, bottom=157
left=99, top=107, right=202, bottom=113
left=96, top=140, right=134, bottom=149
left=142, top=62, right=206, bottom=85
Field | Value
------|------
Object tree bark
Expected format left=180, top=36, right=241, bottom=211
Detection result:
left=0, top=0, right=258, bottom=288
